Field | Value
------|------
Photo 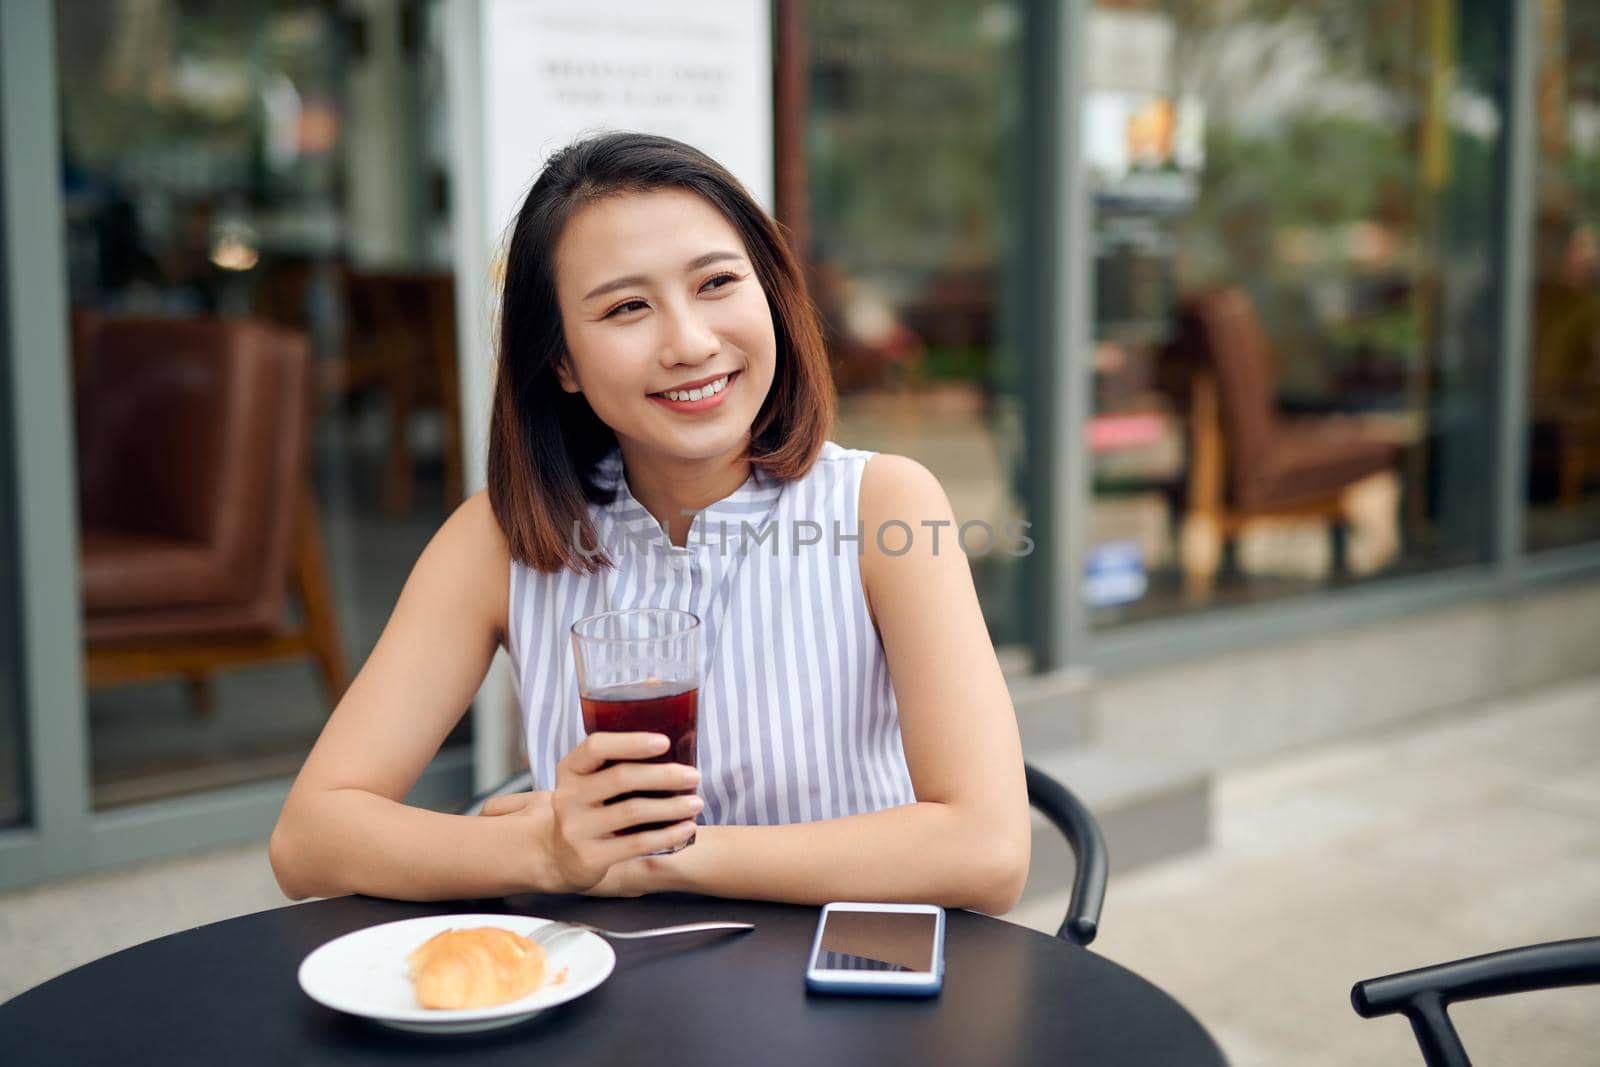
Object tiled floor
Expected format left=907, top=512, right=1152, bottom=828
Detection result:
left=5, top=675, right=1598, bottom=1066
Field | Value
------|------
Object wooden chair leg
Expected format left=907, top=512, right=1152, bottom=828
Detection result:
left=186, top=673, right=216, bottom=716
left=1180, top=512, right=1223, bottom=599
left=440, top=390, right=464, bottom=510
left=1182, top=371, right=1226, bottom=599
left=429, top=281, right=465, bottom=510
left=1559, top=447, right=1583, bottom=509
left=1328, top=521, right=1349, bottom=577
left=383, top=361, right=417, bottom=515
left=295, top=488, right=349, bottom=707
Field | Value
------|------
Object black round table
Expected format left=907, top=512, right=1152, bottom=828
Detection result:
left=0, top=893, right=1226, bottom=1065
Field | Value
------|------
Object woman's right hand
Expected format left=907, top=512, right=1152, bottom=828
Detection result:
left=545, top=732, right=703, bottom=892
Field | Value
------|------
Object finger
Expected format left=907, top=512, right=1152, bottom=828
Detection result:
left=479, top=793, right=529, bottom=817
left=592, top=818, right=699, bottom=867
left=621, top=819, right=699, bottom=859
left=587, top=760, right=700, bottom=803
left=561, top=732, right=670, bottom=776
left=595, top=793, right=703, bottom=837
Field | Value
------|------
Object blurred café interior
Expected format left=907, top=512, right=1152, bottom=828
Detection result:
left=1, top=0, right=1598, bottom=884
left=53, top=0, right=465, bottom=813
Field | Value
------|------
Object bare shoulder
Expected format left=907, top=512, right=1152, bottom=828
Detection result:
left=859, top=453, right=955, bottom=531
left=410, top=489, right=513, bottom=642
left=434, top=489, right=512, bottom=561
left=448, top=489, right=512, bottom=552
left=857, top=454, right=960, bottom=629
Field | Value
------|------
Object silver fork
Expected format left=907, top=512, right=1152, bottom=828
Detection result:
left=527, top=919, right=753, bottom=950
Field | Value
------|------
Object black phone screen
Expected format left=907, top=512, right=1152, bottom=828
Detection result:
left=813, top=909, right=937, bottom=973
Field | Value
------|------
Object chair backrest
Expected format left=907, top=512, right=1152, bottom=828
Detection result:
left=1352, top=936, right=1600, bottom=1067
left=74, top=315, right=310, bottom=613
left=1174, top=287, right=1282, bottom=505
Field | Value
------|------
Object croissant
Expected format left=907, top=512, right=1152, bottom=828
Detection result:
left=407, top=927, right=548, bottom=1009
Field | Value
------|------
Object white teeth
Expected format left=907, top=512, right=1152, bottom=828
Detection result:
left=659, top=374, right=730, bottom=402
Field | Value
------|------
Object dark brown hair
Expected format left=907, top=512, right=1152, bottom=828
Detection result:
left=487, top=132, right=834, bottom=573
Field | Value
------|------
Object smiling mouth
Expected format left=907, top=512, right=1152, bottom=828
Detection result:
left=650, top=371, right=738, bottom=403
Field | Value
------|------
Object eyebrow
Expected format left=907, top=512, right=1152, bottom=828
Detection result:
left=581, top=250, right=746, bottom=302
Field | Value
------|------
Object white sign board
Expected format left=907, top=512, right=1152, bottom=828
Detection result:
left=481, top=0, right=773, bottom=244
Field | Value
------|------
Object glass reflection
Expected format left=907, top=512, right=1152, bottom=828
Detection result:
left=1526, top=1, right=1600, bottom=551
left=808, top=0, right=1031, bottom=650
left=57, top=0, right=466, bottom=808
left=1086, top=0, right=1505, bottom=626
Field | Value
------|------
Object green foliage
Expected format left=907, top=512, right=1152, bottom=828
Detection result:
left=1193, top=116, right=1409, bottom=233
left=914, top=343, right=992, bottom=384
left=807, top=0, right=1019, bottom=277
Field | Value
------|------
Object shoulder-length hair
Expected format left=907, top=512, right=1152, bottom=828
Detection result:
left=487, top=131, right=834, bottom=574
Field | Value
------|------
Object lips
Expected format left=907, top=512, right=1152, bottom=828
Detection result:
left=651, top=371, right=738, bottom=402
left=649, top=371, right=739, bottom=413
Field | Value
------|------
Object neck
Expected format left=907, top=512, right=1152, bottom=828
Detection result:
left=616, top=440, right=752, bottom=547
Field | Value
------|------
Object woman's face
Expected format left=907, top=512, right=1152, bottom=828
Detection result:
left=553, top=187, right=777, bottom=467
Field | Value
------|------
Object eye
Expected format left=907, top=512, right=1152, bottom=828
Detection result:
left=702, top=272, right=742, bottom=292
left=603, top=299, right=648, bottom=319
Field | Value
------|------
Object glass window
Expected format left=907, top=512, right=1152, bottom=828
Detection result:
left=57, top=0, right=466, bottom=809
left=1525, top=2, right=1600, bottom=551
left=807, top=0, right=1032, bottom=651
left=1084, top=1, right=1506, bottom=627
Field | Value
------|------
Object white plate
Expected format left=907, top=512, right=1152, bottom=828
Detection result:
left=298, top=914, right=615, bottom=1034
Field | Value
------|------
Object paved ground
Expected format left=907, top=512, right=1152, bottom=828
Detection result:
left=1012, top=674, right=1600, bottom=1066
left=5, top=675, right=1598, bottom=1065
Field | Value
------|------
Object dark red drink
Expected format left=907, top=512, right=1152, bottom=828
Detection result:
left=580, top=680, right=699, bottom=836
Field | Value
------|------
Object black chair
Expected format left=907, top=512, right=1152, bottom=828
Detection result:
left=1025, top=763, right=1108, bottom=947
left=460, top=762, right=1109, bottom=948
left=1351, top=937, right=1600, bottom=1067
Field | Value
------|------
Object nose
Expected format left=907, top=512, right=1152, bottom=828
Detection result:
left=659, top=303, right=719, bottom=367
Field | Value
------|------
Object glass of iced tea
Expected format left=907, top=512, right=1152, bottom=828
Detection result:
left=570, top=607, right=701, bottom=854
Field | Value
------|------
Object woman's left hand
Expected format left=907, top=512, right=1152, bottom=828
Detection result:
left=477, top=790, right=654, bottom=897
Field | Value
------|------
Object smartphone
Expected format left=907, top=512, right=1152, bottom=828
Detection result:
left=804, top=902, right=945, bottom=997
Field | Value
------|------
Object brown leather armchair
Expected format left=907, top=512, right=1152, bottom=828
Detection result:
left=74, top=315, right=348, bottom=712
left=1169, top=288, right=1399, bottom=595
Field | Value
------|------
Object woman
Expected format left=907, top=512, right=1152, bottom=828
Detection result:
left=269, top=132, right=1029, bottom=914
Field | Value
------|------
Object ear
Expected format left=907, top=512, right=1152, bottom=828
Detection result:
left=555, top=351, right=582, bottom=394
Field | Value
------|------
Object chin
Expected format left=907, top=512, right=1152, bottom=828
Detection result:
left=667, top=429, right=752, bottom=463
left=626, top=422, right=751, bottom=465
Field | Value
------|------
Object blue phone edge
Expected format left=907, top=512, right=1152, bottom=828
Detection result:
left=803, top=905, right=946, bottom=997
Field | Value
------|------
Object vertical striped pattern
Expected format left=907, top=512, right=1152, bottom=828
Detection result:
left=506, top=442, right=916, bottom=825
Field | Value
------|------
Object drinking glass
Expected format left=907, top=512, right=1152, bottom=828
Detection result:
left=570, top=608, right=701, bottom=853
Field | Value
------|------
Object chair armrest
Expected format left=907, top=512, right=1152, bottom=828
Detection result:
left=1351, top=937, right=1600, bottom=1067
left=1353, top=937, right=1600, bottom=1016
left=1025, top=763, right=1108, bottom=947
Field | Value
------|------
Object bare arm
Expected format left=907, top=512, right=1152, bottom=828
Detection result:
left=268, top=492, right=700, bottom=901
left=605, top=454, right=1031, bottom=914
left=269, top=492, right=540, bottom=899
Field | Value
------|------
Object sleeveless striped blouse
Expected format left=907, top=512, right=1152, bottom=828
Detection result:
left=505, top=441, right=917, bottom=825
